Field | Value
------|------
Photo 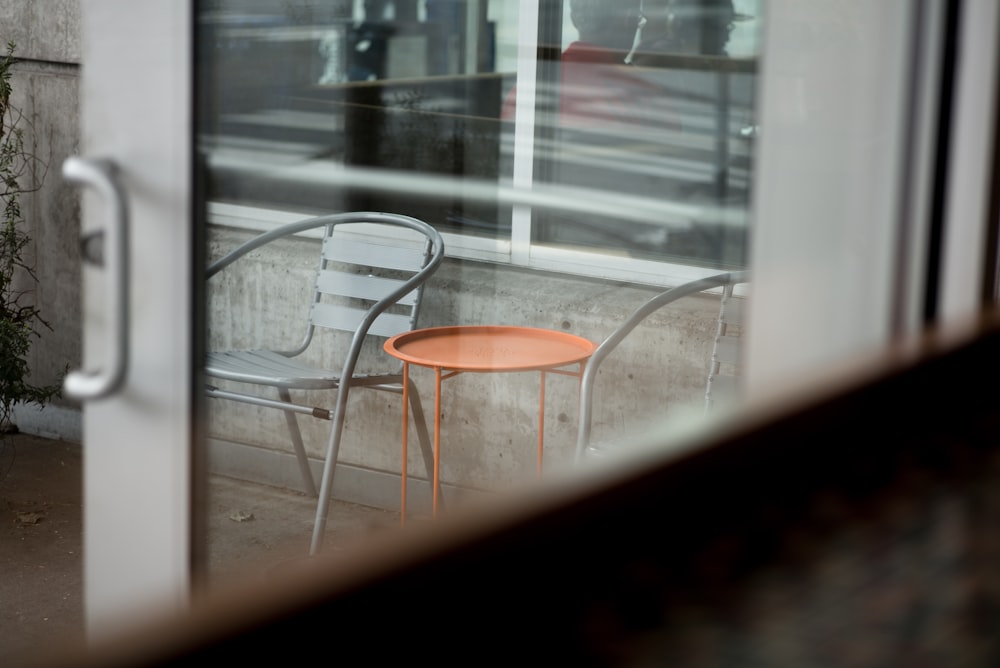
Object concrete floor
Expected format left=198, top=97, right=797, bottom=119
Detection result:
left=0, top=432, right=399, bottom=666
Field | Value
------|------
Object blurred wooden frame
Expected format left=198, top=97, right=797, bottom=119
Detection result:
left=57, top=309, right=1000, bottom=666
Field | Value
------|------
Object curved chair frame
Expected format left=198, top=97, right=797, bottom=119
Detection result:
left=576, top=270, right=749, bottom=462
left=206, top=212, right=445, bottom=554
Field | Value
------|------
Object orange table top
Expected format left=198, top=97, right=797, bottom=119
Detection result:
left=384, top=325, right=597, bottom=372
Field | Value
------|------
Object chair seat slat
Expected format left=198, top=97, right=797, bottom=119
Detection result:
left=207, top=350, right=341, bottom=388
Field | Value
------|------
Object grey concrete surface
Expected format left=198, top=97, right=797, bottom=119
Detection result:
left=0, top=432, right=398, bottom=666
left=10, top=60, right=82, bottom=397
left=4, top=2, right=83, bottom=423
left=0, top=0, right=81, bottom=64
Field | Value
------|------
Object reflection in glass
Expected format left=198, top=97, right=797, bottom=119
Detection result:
left=525, top=0, right=756, bottom=268
left=197, top=0, right=760, bottom=581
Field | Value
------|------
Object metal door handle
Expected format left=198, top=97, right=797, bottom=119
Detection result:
left=62, top=157, right=129, bottom=400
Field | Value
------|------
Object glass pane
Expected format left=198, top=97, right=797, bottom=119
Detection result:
left=200, top=0, right=510, bottom=238
left=525, top=0, right=757, bottom=268
left=196, top=0, right=760, bottom=588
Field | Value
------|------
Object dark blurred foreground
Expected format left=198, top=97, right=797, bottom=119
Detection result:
left=44, top=311, right=1000, bottom=667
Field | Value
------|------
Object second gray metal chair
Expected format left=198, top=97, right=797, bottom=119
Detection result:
left=576, top=271, right=749, bottom=462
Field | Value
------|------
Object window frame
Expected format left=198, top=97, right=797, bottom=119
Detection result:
left=203, top=0, right=760, bottom=289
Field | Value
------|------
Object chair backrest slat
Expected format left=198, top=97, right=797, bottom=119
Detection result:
left=705, top=373, right=740, bottom=402
left=322, top=235, right=430, bottom=271
left=311, top=303, right=416, bottom=339
left=704, top=280, right=747, bottom=413
left=720, top=296, right=744, bottom=325
left=712, top=334, right=741, bottom=366
left=315, top=269, right=419, bottom=306
left=208, top=211, right=444, bottom=369
left=305, top=221, right=435, bottom=344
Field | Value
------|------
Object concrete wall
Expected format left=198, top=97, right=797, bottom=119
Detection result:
left=4, top=4, right=737, bottom=510
left=3, top=1, right=83, bottom=440
left=206, top=225, right=728, bottom=507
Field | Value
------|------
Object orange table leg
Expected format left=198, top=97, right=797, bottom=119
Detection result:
left=433, top=367, right=442, bottom=518
left=538, top=370, right=546, bottom=476
left=400, top=362, right=409, bottom=527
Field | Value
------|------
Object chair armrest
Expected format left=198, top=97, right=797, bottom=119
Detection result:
left=575, top=270, right=748, bottom=462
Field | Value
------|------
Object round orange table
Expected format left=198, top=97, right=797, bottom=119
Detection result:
left=384, top=325, right=597, bottom=523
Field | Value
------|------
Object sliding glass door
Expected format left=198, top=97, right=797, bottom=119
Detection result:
left=71, top=0, right=999, bottom=642
left=69, top=1, right=195, bottom=641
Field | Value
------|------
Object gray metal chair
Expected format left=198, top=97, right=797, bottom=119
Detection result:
left=205, top=212, right=445, bottom=554
left=575, top=271, right=749, bottom=462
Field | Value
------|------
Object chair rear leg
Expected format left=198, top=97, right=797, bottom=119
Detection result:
left=278, top=388, right=318, bottom=497
left=406, top=378, right=444, bottom=510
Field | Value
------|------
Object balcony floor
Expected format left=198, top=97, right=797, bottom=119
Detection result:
left=0, top=432, right=399, bottom=665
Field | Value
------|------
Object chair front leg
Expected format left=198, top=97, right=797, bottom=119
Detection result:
left=279, top=387, right=318, bottom=497
left=310, top=384, right=352, bottom=555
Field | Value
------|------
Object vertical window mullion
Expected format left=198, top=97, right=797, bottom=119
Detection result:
left=509, top=0, right=540, bottom=264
